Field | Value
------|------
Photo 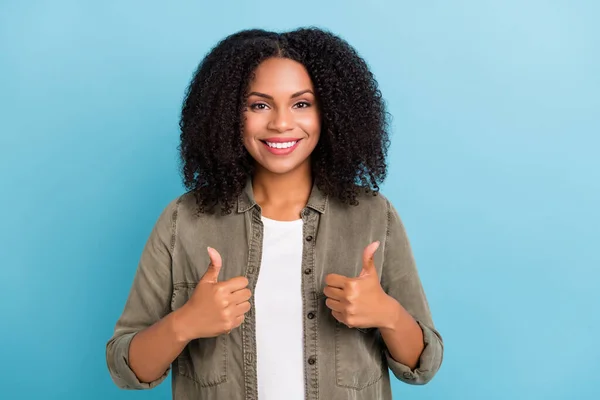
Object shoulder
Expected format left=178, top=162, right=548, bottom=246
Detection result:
left=158, top=190, right=243, bottom=228
left=328, top=189, right=394, bottom=217
left=152, top=191, right=199, bottom=229
left=325, top=190, right=398, bottom=235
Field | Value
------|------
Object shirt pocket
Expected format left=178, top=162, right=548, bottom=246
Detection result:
left=334, top=322, right=384, bottom=390
left=170, top=284, right=228, bottom=387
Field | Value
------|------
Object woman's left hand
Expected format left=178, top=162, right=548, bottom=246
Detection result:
left=323, top=241, right=399, bottom=330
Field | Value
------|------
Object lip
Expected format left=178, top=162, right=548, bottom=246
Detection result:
left=260, top=138, right=302, bottom=156
left=261, top=137, right=302, bottom=143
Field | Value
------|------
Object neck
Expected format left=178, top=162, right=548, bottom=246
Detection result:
left=252, top=163, right=313, bottom=208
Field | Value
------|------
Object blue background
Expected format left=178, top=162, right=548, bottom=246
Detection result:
left=1, top=1, right=598, bottom=399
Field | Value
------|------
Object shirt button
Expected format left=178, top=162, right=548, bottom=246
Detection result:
left=305, top=235, right=313, bottom=242
left=307, top=357, right=316, bottom=365
left=304, top=268, right=312, bottom=275
left=307, top=312, right=315, bottom=319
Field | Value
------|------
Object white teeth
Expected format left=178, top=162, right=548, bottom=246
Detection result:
left=266, top=141, right=297, bottom=149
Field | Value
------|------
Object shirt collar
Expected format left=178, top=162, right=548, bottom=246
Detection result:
left=237, top=175, right=327, bottom=214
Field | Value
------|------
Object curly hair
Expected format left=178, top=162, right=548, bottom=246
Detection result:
left=178, top=27, right=391, bottom=215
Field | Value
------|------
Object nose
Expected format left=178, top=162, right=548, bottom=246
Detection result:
left=267, top=108, right=294, bottom=133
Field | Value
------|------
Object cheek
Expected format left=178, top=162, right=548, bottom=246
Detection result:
left=242, top=114, right=262, bottom=141
left=297, top=112, right=321, bottom=136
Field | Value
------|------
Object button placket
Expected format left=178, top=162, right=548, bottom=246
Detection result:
left=301, top=207, right=321, bottom=399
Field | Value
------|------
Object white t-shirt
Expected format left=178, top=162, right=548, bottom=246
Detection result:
left=254, top=216, right=305, bottom=400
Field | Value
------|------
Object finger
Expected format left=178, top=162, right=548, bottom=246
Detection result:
left=325, top=298, right=343, bottom=312
left=324, top=273, right=348, bottom=289
left=323, top=285, right=345, bottom=301
left=224, top=314, right=245, bottom=335
left=233, top=314, right=245, bottom=328
left=331, top=310, right=345, bottom=324
left=359, top=241, right=380, bottom=278
left=223, top=276, right=250, bottom=292
left=230, top=288, right=252, bottom=305
left=233, top=301, right=252, bottom=317
left=201, top=247, right=222, bottom=283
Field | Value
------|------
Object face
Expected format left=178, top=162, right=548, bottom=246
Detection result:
left=242, top=57, right=321, bottom=176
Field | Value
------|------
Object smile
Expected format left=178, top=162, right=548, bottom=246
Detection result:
left=260, top=139, right=302, bottom=155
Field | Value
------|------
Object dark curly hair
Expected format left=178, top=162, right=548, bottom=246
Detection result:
left=178, top=27, right=391, bottom=215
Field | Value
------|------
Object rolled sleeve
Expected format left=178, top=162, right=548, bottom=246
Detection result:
left=384, top=320, right=443, bottom=385
left=105, top=198, right=179, bottom=389
left=106, top=331, right=170, bottom=389
left=380, top=197, right=444, bottom=385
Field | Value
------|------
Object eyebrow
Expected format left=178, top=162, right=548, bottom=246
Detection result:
left=248, top=89, right=314, bottom=100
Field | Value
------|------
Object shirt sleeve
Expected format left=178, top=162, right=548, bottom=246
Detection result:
left=105, top=199, right=179, bottom=389
left=379, top=198, right=444, bottom=385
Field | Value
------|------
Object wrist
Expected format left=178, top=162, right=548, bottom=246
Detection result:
left=377, top=294, right=403, bottom=332
left=170, top=306, right=192, bottom=344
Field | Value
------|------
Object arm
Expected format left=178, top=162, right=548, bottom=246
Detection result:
left=377, top=295, right=424, bottom=369
left=105, top=199, right=184, bottom=389
left=379, top=198, right=444, bottom=385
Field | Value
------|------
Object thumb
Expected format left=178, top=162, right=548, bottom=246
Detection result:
left=359, top=241, right=380, bottom=278
left=202, top=247, right=222, bottom=283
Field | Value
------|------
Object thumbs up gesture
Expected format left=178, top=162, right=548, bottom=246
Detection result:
left=177, top=247, right=252, bottom=341
left=324, top=241, right=393, bottom=329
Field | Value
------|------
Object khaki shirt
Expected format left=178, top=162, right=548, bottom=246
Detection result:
left=106, top=178, right=443, bottom=399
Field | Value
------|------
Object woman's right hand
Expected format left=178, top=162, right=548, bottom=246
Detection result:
left=176, top=247, right=252, bottom=341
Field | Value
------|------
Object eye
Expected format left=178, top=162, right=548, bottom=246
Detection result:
left=294, top=101, right=311, bottom=109
left=250, top=103, right=269, bottom=111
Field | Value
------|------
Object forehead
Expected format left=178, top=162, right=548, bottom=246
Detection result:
left=249, top=58, right=314, bottom=92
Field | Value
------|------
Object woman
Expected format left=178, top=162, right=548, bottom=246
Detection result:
left=106, top=27, right=443, bottom=400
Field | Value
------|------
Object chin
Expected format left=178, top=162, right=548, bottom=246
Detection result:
left=261, top=164, right=301, bottom=175
left=257, top=159, right=309, bottom=175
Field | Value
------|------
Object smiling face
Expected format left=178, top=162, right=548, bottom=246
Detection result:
left=242, top=57, right=321, bottom=176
